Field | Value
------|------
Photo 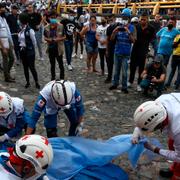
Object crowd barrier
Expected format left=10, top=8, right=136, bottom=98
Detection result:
left=55, top=1, right=180, bottom=15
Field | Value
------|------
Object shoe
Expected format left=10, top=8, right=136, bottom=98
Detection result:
left=127, top=82, right=132, bottom=88
left=5, top=78, right=15, bottom=83
left=72, top=53, right=77, bottom=58
left=122, top=89, right=128, bottom=94
left=109, top=85, right=118, bottom=90
left=68, top=65, right=73, bottom=71
left=104, top=78, right=111, bottom=84
left=35, top=83, right=40, bottom=89
left=159, top=168, right=173, bottom=178
left=137, top=85, right=142, bottom=92
left=80, top=54, right=83, bottom=59
left=165, top=83, right=170, bottom=88
left=25, top=83, right=30, bottom=88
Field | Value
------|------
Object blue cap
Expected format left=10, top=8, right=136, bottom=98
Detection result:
left=121, top=8, right=131, bottom=17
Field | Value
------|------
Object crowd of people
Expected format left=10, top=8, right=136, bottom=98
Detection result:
left=0, top=1, right=179, bottom=179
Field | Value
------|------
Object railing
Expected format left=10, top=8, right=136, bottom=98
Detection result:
left=55, top=1, right=180, bottom=15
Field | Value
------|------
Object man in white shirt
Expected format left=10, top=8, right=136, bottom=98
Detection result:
left=132, top=93, right=180, bottom=179
left=0, top=3, right=15, bottom=82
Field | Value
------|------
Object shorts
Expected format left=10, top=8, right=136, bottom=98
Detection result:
left=85, top=42, right=98, bottom=54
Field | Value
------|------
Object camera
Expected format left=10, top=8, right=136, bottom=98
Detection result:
left=117, top=19, right=128, bottom=31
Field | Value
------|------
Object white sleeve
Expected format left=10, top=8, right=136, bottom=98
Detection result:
left=159, top=133, right=180, bottom=162
left=29, top=29, right=37, bottom=48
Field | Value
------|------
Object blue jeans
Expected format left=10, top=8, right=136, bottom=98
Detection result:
left=35, top=25, right=44, bottom=58
left=112, top=54, right=129, bottom=89
left=64, top=40, right=73, bottom=65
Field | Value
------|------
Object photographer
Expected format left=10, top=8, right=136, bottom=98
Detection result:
left=140, top=54, right=166, bottom=97
left=109, top=8, right=136, bottom=93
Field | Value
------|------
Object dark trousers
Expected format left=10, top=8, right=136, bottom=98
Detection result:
left=48, top=47, right=64, bottom=80
left=75, top=33, right=83, bottom=54
left=98, top=48, right=107, bottom=72
left=106, top=47, right=114, bottom=80
left=166, top=55, right=180, bottom=88
left=20, top=49, right=38, bottom=84
left=12, top=35, right=20, bottom=61
left=129, top=54, right=146, bottom=85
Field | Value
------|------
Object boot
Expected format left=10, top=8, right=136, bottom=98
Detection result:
left=159, top=168, right=173, bottom=178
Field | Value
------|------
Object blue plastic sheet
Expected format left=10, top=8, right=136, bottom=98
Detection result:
left=47, top=134, right=145, bottom=180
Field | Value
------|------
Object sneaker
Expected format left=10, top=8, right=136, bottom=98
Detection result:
left=159, top=168, right=173, bottom=178
left=80, top=54, right=83, bottom=59
left=109, top=85, right=118, bottom=90
left=72, top=53, right=77, bottom=58
left=121, top=89, right=128, bottom=94
left=137, top=85, right=142, bottom=92
left=68, top=65, right=73, bottom=71
left=127, top=82, right=132, bottom=88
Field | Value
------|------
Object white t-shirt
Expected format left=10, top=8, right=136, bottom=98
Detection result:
left=96, top=24, right=109, bottom=49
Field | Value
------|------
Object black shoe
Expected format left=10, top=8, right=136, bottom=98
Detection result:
left=25, top=83, right=30, bottom=88
left=121, top=89, right=128, bottom=94
left=5, top=78, right=15, bottom=83
left=35, top=83, right=40, bottom=89
left=109, top=85, right=118, bottom=90
left=159, top=168, right=173, bottom=178
left=104, top=78, right=111, bottom=84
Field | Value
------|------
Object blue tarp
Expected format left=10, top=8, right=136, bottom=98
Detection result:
left=47, top=134, right=145, bottom=180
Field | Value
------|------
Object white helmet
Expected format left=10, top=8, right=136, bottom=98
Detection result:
left=131, top=17, right=139, bottom=23
left=51, top=80, right=73, bottom=107
left=15, top=135, right=53, bottom=174
left=134, top=101, right=167, bottom=132
left=0, top=92, right=13, bottom=116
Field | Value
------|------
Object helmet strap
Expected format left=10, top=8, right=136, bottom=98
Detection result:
left=161, top=116, right=169, bottom=131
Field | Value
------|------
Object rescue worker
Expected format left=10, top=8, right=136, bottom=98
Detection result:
left=0, top=134, right=53, bottom=179
left=132, top=93, right=180, bottom=179
left=0, top=91, right=29, bottom=142
left=26, top=80, right=85, bottom=137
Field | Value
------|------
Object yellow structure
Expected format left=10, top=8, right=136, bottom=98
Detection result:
left=56, top=1, right=180, bottom=15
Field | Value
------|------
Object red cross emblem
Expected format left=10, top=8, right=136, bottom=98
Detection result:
left=41, top=137, right=49, bottom=145
left=22, top=135, right=29, bottom=141
left=0, top=107, right=5, bottom=112
left=0, top=96, right=3, bottom=101
left=36, top=150, right=44, bottom=159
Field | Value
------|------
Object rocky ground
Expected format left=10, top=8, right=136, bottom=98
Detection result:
left=0, top=47, right=177, bottom=179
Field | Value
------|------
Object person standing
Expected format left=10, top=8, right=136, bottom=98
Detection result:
left=44, top=11, right=65, bottom=80
left=18, top=13, right=40, bottom=89
left=0, top=3, right=15, bottom=82
left=128, top=13, right=155, bottom=92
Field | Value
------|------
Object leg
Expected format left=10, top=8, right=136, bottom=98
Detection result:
left=49, top=48, right=56, bottom=80
left=79, top=35, right=84, bottom=55
left=175, top=56, right=180, bottom=89
left=92, top=52, right=98, bottom=72
left=57, top=55, right=65, bottom=80
left=121, top=56, right=128, bottom=90
left=20, top=50, right=30, bottom=85
left=106, top=48, right=114, bottom=82
left=44, top=113, right=58, bottom=138
left=138, top=58, right=146, bottom=85
left=166, top=56, right=177, bottom=86
left=64, top=40, right=71, bottom=65
left=98, top=48, right=105, bottom=74
left=112, top=54, right=121, bottom=86
left=27, top=54, right=39, bottom=85
left=129, top=55, right=137, bottom=84
left=8, top=49, right=15, bottom=73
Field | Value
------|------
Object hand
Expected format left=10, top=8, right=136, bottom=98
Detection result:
left=113, top=27, right=120, bottom=33
left=144, top=142, right=156, bottom=152
left=0, top=135, right=7, bottom=142
left=131, top=127, right=142, bottom=144
left=75, top=122, right=84, bottom=136
left=151, top=76, right=157, bottom=83
left=26, top=127, right=34, bottom=135
left=124, top=26, right=130, bottom=34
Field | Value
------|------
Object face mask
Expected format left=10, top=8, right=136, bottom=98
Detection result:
left=167, top=24, right=173, bottom=30
left=50, top=18, right=58, bottom=24
left=69, top=16, right=74, bottom=21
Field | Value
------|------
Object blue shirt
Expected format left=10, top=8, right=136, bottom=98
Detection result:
left=114, top=24, right=134, bottom=56
left=157, top=27, right=180, bottom=56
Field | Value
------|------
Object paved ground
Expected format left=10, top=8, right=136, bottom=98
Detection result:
left=0, top=47, right=177, bottom=179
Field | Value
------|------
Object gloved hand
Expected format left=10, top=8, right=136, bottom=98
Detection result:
left=0, top=134, right=8, bottom=142
left=144, top=142, right=156, bottom=152
left=75, top=122, right=84, bottom=136
left=131, top=127, right=143, bottom=144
